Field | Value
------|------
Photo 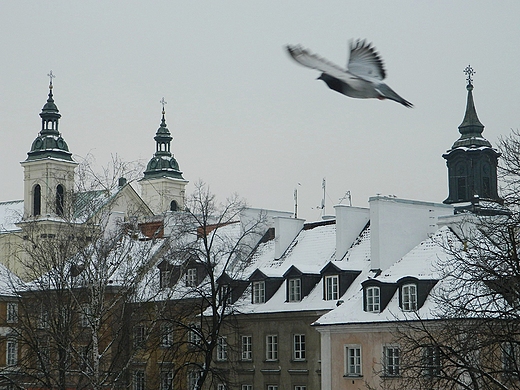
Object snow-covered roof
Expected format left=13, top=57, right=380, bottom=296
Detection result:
left=0, top=200, right=24, bottom=233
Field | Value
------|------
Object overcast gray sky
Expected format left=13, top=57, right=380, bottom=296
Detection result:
left=1, top=1, right=519, bottom=221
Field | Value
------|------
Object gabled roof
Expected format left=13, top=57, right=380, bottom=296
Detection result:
left=0, top=200, right=24, bottom=233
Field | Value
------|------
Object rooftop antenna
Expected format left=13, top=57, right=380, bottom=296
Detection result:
left=339, top=191, right=352, bottom=206
left=318, top=178, right=326, bottom=217
left=293, top=183, right=301, bottom=218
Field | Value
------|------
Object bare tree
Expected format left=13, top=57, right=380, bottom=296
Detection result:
left=155, top=181, right=266, bottom=390
left=384, top=130, right=520, bottom=390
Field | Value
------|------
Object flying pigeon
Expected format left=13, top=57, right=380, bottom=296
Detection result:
left=286, top=40, right=413, bottom=108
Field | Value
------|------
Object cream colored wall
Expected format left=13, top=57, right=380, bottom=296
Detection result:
left=321, top=325, right=400, bottom=390
left=21, top=159, right=76, bottom=219
left=140, top=177, right=187, bottom=215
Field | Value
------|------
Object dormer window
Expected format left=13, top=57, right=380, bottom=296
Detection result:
left=185, top=268, right=197, bottom=287
left=402, top=284, right=418, bottom=311
left=324, top=275, right=339, bottom=300
left=288, top=278, right=301, bottom=302
left=366, top=286, right=380, bottom=313
left=252, top=281, right=265, bottom=303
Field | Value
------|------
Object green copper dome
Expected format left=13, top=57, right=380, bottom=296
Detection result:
left=26, top=82, right=73, bottom=162
left=143, top=108, right=184, bottom=180
left=451, top=82, right=491, bottom=149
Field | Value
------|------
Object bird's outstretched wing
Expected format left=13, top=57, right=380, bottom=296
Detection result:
left=347, top=40, right=386, bottom=81
left=286, top=45, right=355, bottom=82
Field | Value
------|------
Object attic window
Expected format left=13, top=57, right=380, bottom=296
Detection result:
left=402, top=284, right=417, bottom=311
left=185, top=268, right=197, bottom=287
left=288, top=278, right=301, bottom=302
left=366, top=286, right=380, bottom=313
left=324, top=275, right=339, bottom=301
left=252, top=281, right=265, bottom=304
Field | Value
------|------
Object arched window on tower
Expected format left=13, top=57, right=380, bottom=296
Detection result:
left=33, top=184, right=41, bottom=216
left=170, top=200, right=178, bottom=212
left=56, top=185, right=65, bottom=217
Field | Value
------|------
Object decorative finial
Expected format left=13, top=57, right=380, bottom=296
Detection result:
left=463, top=65, right=475, bottom=87
left=47, top=70, right=55, bottom=89
left=160, top=97, right=167, bottom=114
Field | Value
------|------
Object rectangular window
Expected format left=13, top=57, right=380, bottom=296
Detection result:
left=402, top=284, right=417, bottom=311
left=366, top=286, right=380, bottom=313
left=423, top=346, right=441, bottom=377
left=80, top=304, right=91, bottom=328
left=345, top=345, right=362, bottom=376
left=241, top=385, right=252, bottom=390
left=294, top=386, right=307, bottom=390
left=325, top=275, right=339, bottom=300
left=293, top=334, right=306, bottom=360
left=160, top=323, right=173, bottom=347
left=6, top=339, right=17, bottom=366
left=288, top=278, right=301, bottom=302
left=267, top=386, right=278, bottom=390
left=186, top=268, right=197, bottom=287
left=188, top=371, right=200, bottom=390
left=266, top=335, right=278, bottom=361
left=133, top=370, right=145, bottom=390
left=383, top=346, right=400, bottom=376
left=160, top=371, right=173, bottom=390
left=217, top=336, right=228, bottom=361
left=160, top=269, right=171, bottom=288
left=220, top=284, right=232, bottom=304
left=6, top=303, right=18, bottom=323
left=242, top=335, right=253, bottom=360
left=39, top=306, right=49, bottom=329
left=217, top=384, right=227, bottom=390
left=503, top=342, right=520, bottom=375
left=188, top=323, right=201, bottom=346
left=133, top=325, right=146, bottom=348
left=252, top=281, right=265, bottom=304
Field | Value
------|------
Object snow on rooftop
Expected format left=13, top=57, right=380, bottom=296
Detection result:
left=0, top=200, right=24, bottom=233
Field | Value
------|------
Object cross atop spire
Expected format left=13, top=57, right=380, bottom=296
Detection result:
left=160, top=97, right=167, bottom=114
left=47, top=70, right=55, bottom=89
left=463, top=64, right=475, bottom=86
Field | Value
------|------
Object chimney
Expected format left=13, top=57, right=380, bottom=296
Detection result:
left=369, top=196, right=453, bottom=271
left=335, top=204, right=370, bottom=261
left=274, top=216, right=305, bottom=259
left=118, top=177, right=127, bottom=187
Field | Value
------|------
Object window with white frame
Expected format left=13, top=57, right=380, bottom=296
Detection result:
left=345, top=344, right=362, bottom=376
left=383, top=346, right=400, bottom=376
left=266, top=334, right=278, bottom=361
left=186, top=268, right=197, bottom=287
left=160, top=323, right=173, bottom=347
left=133, top=325, right=146, bottom=348
left=188, top=371, right=200, bottom=390
left=423, top=345, right=441, bottom=377
left=217, top=384, right=227, bottom=390
left=288, top=278, right=301, bottom=302
left=188, top=323, right=201, bottom=346
left=324, top=275, right=339, bottom=300
left=294, top=386, right=307, bottom=390
left=217, top=336, right=228, bottom=361
left=160, top=371, right=173, bottom=390
left=80, top=304, right=91, bottom=328
left=252, top=281, right=265, bottom=303
left=241, top=385, right=252, bottom=390
left=402, top=284, right=418, bottom=311
left=220, top=284, right=232, bottom=304
left=366, top=286, right=380, bottom=313
left=242, top=335, right=252, bottom=360
left=503, top=342, right=520, bottom=375
left=39, top=306, right=49, bottom=329
left=160, top=269, right=171, bottom=288
left=133, top=370, right=145, bottom=390
left=6, top=303, right=17, bottom=323
left=267, top=386, right=278, bottom=390
left=293, top=334, right=306, bottom=360
left=6, top=339, right=17, bottom=366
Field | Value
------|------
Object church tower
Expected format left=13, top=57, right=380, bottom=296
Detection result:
left=443, top=66, right=504, bottom=215
left=140, top=99, right=188, bottom=215
left=20, top=72, right=77, bottom=220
